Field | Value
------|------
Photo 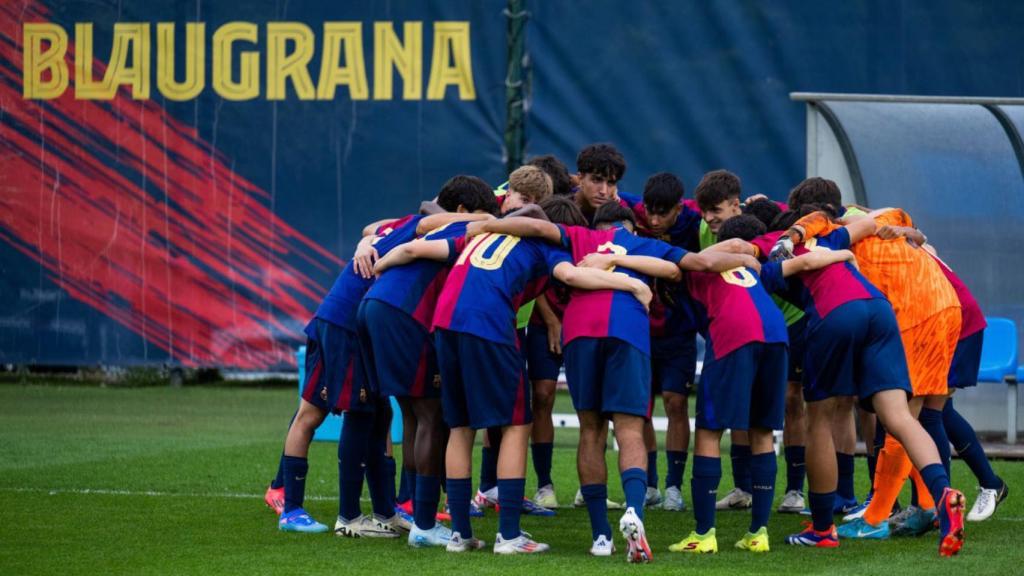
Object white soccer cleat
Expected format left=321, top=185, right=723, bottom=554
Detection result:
left=589, top=534, right=615, bottom=557
left=967, top=483, right=1008, bottom=522
left=715, top=487, right=753, bottom=510
left=777, top=489, right=806, bottom=513
left=493, top=531, right=550, bottom=554
left=644, top=487, right=663, bottom=508
left=446, top=531, right=486, bottom=552
left=334, top=515, right=400, bottom=538
left=408, top=523, right=453, bottom=547
left=533, top=484, right=559, bottom=509
left=618, top=507, right=653, bottom=563
left=662, top=486, right=687, bottom=511
left=474, top=487, right=499, bottom=509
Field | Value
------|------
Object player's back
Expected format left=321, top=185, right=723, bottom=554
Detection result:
left=686, top=266, right=787, bottom=359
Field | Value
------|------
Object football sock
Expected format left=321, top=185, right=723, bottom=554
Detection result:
left=869, top=418, right=887, bottom=489
left=621, top=467, right=647, bottom=520
left=581, top=483, right=612, bottom=540
left=271, top=453, right=286, bottom=490
left=666, top=450, right=687, bottom=490
left=446, top=477, right=473, bottom=538
left=784, top=445, right=805, bottom=493
left=944, top=400, right=1002, bottom=489
left=282, top=455, right=308, bottom=514
left=532, top=442, right=554, bottom=489
left=749, top=452, right=777, bottom=532
left=365, top=406, right=396, bottom=518
left=731, top=442, right=752, bottom=493
left=920, top=463, right=952, bottom=534
left=397, top=466, right=415, bottom=504
left=919, top=407, right=951, bottom=477
left=338, top=411, right=372, bottom=521
left=863, top=436, right=912, bottom=526
left=414, top=475, right=441, bottom=530
left=808, top=491, right=836, bottom=532
left=497, top=478, right=526, bottom=540
left=836, top=452, right=856, bottom=502
left=480, top=446, right=498, bottom=493
left=646, top=451, right=659, bottom=489
left=691, top=455, right=721, bottom=534
left=909, top=468, right=935, bottom=509
left=384, top=456, right=397, bottom=501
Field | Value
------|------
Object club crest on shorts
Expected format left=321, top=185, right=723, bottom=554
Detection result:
left=359, top=388, right=367, bottom=402
left=319, top=386, right=328, bottom=402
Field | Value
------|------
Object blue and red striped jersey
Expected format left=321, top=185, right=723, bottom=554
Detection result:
left=685, top=266, right=787, bottom=360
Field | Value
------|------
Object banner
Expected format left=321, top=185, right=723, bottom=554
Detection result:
left=0, top=1, right=506, bottom=368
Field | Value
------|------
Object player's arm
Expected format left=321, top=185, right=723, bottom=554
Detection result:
left=682, top=250, right=762, bottom=274
left=579, top=253, right=683, bottom=282
left=350, top=234, right=379, bottom=279
left=372, top=238, right=451, bottom=275
left=466, top=216, right=562, bottom=244
left=699, top=237, right=758, bottom=256
left=419, top=200, right=445, bottom=215
left=504, top=203, right=549, bottom=220
left=535, top=293, right=563, bottom=355
left=362, top=218, right=397, bottom=237
left=875, top=224, right=927, bottom=247
left=552, top=262, right=653, bottom=311
left=416, top=212, right=494, bottom=235
left=780, top=249, right=856, bottom=277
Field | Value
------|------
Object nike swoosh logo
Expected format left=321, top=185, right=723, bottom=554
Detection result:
left=857, top=527, right=885, bottom=537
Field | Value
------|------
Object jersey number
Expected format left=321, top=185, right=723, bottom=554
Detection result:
left=803, top=237, right=830, bottom=252
left=456, top=233, right=521, bottom=270
left=720, top=266, right=758, bottom=288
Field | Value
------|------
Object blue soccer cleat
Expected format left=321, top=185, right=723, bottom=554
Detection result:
left=520, top=497, right=556, bottom=516
left=837, top=517, right=890, bottom=540
left=786, top=523, right=839, bottom=548
left=834, top=496, right=860, bottom=515
left=279, top=508, right=329, bottom=533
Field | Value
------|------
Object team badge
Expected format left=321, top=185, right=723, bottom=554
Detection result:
left=319, top=387, right=328, bottom=402
left=359, top=388, right=367, bottom=402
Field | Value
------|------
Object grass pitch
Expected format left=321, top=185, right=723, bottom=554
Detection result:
left=1, top=383, right=1021, bottom=575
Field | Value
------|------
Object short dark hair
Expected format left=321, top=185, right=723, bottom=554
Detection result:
left=437, top=175, right=497, bottom=214
left=744, top=198, right=782, bottom=229
left=592, top=201, right=636, bottom=229
left=769, top=209, right=801, bottom=232
left=694, top=169, right=742, bottom=212
left=643, top=172, right=685, bottom=215
left=788, top=177, right=841, bottom=212
left=717, top=214, right=765, bottom=242
left=540, top=196, right=587, bottom=227
left=576, top=143, right=626, bottom=182
left=527, top=155, right=573, bottom=197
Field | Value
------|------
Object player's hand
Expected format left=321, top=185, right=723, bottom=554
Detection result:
left=546, top=320, right=563, bottom=355
left=465, top=220, right=488, bottom=238
left=352, top=245, right=379, bottom=279
left=769, top=236, right=795, bottom=262
left=628, top=279, right=653, bottom=312
left=740, top=254, right=762, bottom=274
left=579, top=252, right=617, bottom=270
left=876, top=224, right=903, bottom=240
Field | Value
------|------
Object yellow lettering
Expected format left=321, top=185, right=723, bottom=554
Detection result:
left=267, top=22, right=315, bottom=100
left=720, top=267, right=758, bottom=288
left=426, top=22, right=475, bottom=100
left=74, top=23, right=150, bottom=100
left=73, top=23, right=107, bottom=99
left=156, top=22, right=205, bottom=101
left=22, top=23, right=69, bottom=99
left=212, top=22, right=260, bottom=101
left=316, top=22, right=368, bottom=100
left=373, top=21, right=421, bottom=100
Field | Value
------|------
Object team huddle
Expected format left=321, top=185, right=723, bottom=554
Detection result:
left=262, top=143, right=1008, bottom=561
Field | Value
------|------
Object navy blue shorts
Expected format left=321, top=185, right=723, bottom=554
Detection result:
left=301, top=318, right=374, bottom=414
left=697, top=342, right=787, bottom=431
left=651, top=332, right=697, bottom=396
left=435, top=328, right=531, bottom=429
left=359, top=299, right=440, bottom=399
left=526, top=324, right=563, bottom=381
left=787, top=314, right=809, bottom=382
left=803, top=298, right=912, bottom=410
left=948, top=330, right=983, bottom=389
left=564, top=337, right=651, bottom=418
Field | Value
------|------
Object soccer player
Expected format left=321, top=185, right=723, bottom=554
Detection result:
left=774, top=206, right=967, bottom=556
left=360, top=176, right=499, bottom=546
left=573, top=143, right=627, bottom=224
left=497, top=165, right=553, bottom=215
left=529, top=154, right=575, bottom=197
left=471, top=201, right=757, bottom=561
left=373, top=197, right=653, bottom=555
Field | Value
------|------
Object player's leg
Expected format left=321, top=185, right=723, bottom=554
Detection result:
left=718, top=429, right=752, bottom=510
left=643, top=419, right=661, bottom=506
left=411, top=396, right=446, bottom=532
left=662, top=390, right=690, bottom=511
left=530, top=376, right=558, bottom=505
left=265, top=410, right=297, bottom=514
left=362, top=397, right=404, bottom=534
left=396, top=397, right=417, bottom=511
left=476, top=427, right=499, bottom=507
left=279, top=399, right=330, bottom=532
left=786, top=397, right=841, bottom=547
left=946, top=398, right=1007, bottom=521
left=669, top=427, right=723, bottom=553
left=779, top=381, right=807, bottom=513
left=443, top=426, right=479, bottom=550
left=613, top=412, right=653, bottom=563
left=832, top=396, right=859, bottom=513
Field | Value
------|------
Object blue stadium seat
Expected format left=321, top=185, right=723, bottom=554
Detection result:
left=977, top=318, right=1019, bottom=443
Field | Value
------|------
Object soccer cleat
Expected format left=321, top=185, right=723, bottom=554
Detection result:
left=408, top=522, right=453, bottom=548
left=842, top=492, right=873, bottom=522
left=474, top=487, right=499, bottom=509
left=574, top=489, right=625, bottom=510
left=938, top=487, right=966, bottom=557
left=264, top=485, right=285, bottom=515
left=619, top=507, right=653, bottom=563
left=397, top=499, right=414, bottom=516
left=393, top=506, right=415, bottom=531
left=777, top=489, right=805, bottom=514
left=469, top=498, right=485, bottom=518
left=493, top=531, right=550, bottom=554
left=837, top=517, right=890, bottom=540
left=278, top=508, right=329, bottom=533
left=715, top=487, right=753, bottom=510
left=735, top=526, right=770, bottom=553
left=668, top=528, right=718, bottom=553
left=446, top=531, right=486, bottom=552
left=644, top=487, right=663, bottom=508
left=833, top=496, right=860, bottom=515
left=334, top=515, right=401, bottom=538
left=786, top=523, right=839, bottom=548
left=589, top=534, right=615, bottom=557
left=533, top=484, right=559, bottom=509
left=891, top=505, right=937, bottom=537
left=662, top=486, right=687, bottom=511
left=967, top=482, right=1008, bottom=522
left=521, top=497, right=556, bottom=516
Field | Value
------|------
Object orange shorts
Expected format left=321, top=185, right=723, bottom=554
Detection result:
left=899, top=307, right=961, bottom=397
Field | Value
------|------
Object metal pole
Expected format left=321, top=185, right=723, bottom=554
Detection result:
left=504, top=0, right=528, bottom=174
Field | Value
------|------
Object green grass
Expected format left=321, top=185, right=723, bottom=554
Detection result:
left=1, top=383, right=1021, bottom=575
